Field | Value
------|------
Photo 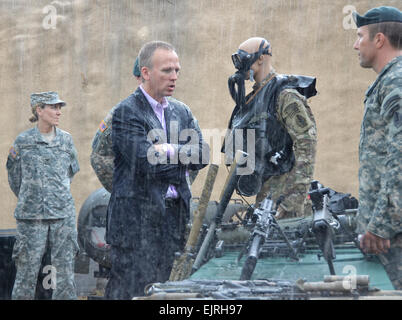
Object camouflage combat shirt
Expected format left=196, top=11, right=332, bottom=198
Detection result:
left=90, top=105, right=117, bottom=192
left=356, top=55, right=402, bottom=239
left=6, top=126, right=80, bottom=219
left=255, top=86, right=317, bottom=214
left=273, top=87, right=317, bottom=213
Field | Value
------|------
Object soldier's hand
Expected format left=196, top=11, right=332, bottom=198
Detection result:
left=360, top=231, right=391, bottom=255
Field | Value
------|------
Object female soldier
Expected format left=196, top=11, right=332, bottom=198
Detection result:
left=6, top=91, right=80, bottom=299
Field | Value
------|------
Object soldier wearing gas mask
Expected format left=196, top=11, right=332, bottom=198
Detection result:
left=223, top=37, right=318, bottom=219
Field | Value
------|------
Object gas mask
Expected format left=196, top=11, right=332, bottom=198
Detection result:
left=228, top=40, right=272, bottom=107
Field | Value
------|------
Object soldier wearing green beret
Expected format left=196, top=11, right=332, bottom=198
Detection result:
left=6, top=91, right=80, bottom=299
left=352, top=6, right=402, bottom=289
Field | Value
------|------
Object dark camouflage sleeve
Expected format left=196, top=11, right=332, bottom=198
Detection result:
left=90, top=108, right=116, bottom=192
left=90, top=151, right=114, bottom=192
left=6, top=140, right=22, bottom=197
left=368, top=86, right=402, bottom=238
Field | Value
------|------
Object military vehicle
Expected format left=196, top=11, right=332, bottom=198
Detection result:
left=1, top=161, right=399, bottom=300
left=74, top=163, right=400, bottom=300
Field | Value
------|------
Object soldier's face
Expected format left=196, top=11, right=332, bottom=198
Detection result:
left=37, top=104, right=62, bottom=127
left=142, top=48, right=180, bottom=102
left=353, top=26, right=376, bottom=69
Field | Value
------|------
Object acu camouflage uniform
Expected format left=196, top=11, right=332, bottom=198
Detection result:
left=356, top=56, right=402, bottom=289
left=7, top=126, right=80, bottom=299
left=256, top=82, right=317, bottom=217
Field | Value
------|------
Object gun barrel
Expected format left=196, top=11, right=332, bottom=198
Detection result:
left=192, top=220, right=216, bottom=273
left=240, top=256, right=258, bottom=281
left=215, top=150, right=248, bottom=224
left=240, top=232, right=264, bottom=280
left=248, top=234, right=263, bottom=259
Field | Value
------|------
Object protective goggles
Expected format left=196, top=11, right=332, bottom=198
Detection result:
left=231, top=40, right=272, bottom=72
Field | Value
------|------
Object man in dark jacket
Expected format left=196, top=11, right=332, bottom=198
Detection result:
left=105, top=41, right=209, bottom=299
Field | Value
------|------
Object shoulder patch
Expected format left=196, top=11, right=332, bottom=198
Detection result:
left=99, top=120, right=108, bottom=133
left=9, top=146, right=17, bottom=159
left=381, top=87, right=401, bottom=121
left=283, top=102, right=300, bottom=119
left=295, top=114, right=308, bottom=129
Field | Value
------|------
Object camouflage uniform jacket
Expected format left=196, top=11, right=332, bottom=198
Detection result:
left=356, top=55, right=402, bottom=239
left=274, top=87, right=317, bottom=212
left=91, top=105, right=117, bottom=192
left=6, top=126, right=80, bottom=219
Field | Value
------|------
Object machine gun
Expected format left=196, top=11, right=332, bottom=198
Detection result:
left=238, top=196, right=299, bottom=280
left=307, top=180, right=360, bottom=275
left=308, top=181, right=336, bottom=275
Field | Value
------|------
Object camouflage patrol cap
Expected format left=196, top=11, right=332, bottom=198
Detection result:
left=30, top=91, right=66, bottom=107
left=133, top=57, right=141, bottom=77
left=353, top=6, right=402, bottom=28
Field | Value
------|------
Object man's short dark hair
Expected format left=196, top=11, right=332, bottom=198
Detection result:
left=368, top=22, right=402, bottom=49
left=138, top=41, right=176, bottom=71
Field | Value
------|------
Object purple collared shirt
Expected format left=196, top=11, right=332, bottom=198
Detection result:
left=139, top=85, right=179, bottom=199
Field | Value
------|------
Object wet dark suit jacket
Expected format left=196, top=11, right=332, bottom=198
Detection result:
left=106, top=88, right=209, bottom=248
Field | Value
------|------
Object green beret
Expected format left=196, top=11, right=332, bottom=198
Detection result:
left=30, top=91, right=66, bottom=107
left=353, top=6, right=402, bottom=27
left=133, top=57, right=141, bottom=77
